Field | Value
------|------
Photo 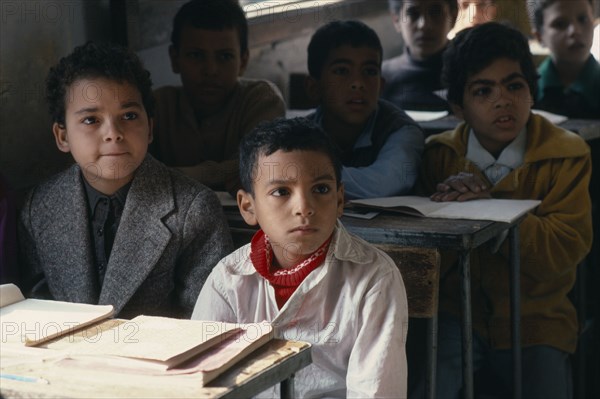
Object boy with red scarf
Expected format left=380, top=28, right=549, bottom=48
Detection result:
left=192, top=117, right=409, bottom=398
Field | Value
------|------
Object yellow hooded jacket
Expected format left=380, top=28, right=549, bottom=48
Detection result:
left=418, top=113, right=592, bottom=353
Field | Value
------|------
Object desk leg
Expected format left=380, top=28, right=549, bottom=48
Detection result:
left=509, top=225, right=522, bottom=399
left=459, top=250, right=474, bottom=399
left=425, top=314, right=438, bottom=399
left=281, top=374, right=295, bottom=399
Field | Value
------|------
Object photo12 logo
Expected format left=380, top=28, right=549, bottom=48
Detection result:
left=2, top=321, right=83, bottom=344
left=1, top=1, right=77, bottom=24
left=1, top=320, right=140, bottom=345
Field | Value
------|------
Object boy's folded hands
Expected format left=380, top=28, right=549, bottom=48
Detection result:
left=431, top=172, right=491, bottom=202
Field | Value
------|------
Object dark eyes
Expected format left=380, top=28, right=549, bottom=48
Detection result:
left=471, top=82, right=526, bottom=97
left=186, top=51, right=236, bottom=62
left=550, top=14, right=590, bottom=30
left=332, top=66, right=349, bottom=76
left=271, top=188, right=290, bottom=197
left=507, top=82, right=525, bottom=91
left=364, top=67, right=380, bottom=77
left=550, top=18, right=569, bottom=30
left=269, top=185, right=332, bottom=197
left=218, top=52, right=235, bottom=62
left=331, top=67, right=379, bottom=77
left=405, top=5, right=444, bottom=21
left=123, top=112, right=138, bottom=120
left=406, top=8, right=421, bottom=21
left=314, top=185, right=331, bottom=194
left=472, top=87, right=492, bottom=97
left=81, top=112, right=138, bottom=125
left=577, top=14, right=590, bottom=25
left=186, top=51, right=203, bottom=60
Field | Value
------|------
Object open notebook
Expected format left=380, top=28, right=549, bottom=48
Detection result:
left=51, top=317, right=274, bottom=385
left=1, top=284, right=274, bottom=386
left=348, top=196, right=541, bottom=223
left=0, top=284, right=114, bottom=346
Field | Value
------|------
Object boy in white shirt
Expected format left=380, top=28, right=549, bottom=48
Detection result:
left=192, top=117, right=409, bottom=398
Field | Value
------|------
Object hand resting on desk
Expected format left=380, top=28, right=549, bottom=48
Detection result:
left=431, top=172, right=505, bottom=252
left=431, top=172, right=491, bottom=202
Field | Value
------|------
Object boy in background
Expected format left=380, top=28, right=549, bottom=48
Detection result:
left=305, top=20, right=424, bottom=199
left=528, top=0, right=599, bottom=118
left=193, top=118, right=409, bottom=398
left=449, top=0, right=497, bottom=37
left=19, top=42, right=233, bottom=319
left=416, top=22, right=592, bottom=398
left=382, top=0, right=459, bottom=111
left=151, top=0, right=285, bottom=192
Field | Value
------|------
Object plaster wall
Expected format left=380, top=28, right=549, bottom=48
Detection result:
left=0, top=0, right=111, bottom=194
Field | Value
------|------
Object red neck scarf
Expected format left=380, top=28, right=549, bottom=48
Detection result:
left=250, top=229, right=332, bottom=309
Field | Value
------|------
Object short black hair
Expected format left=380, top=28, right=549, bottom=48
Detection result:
left=171, top=0, right=248, bottom=55
left=239, top=118, right=342, bottom=195
left=45, top=41, right=154, bottom=126
left=307, top=20, right=382, bottom=79
left=526, top=0, right=593, bottom=33
left=442, top=22, right=538, bottom=106
left=388, top=0, right=459, bottom=23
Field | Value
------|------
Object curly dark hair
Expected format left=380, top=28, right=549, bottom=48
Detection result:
left=170, top=0, right=248, bottom=55
left=442, top=22, right=538, bottom=106
left=526, top=0, right=593, bottom=33
left=307, top=20, right=382, bottom=79
left=46, top=41, right=154, bottom=125
left=239, top=117, right=342, bottom=195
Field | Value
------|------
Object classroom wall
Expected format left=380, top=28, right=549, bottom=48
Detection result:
left=0, top=0, right=113, bottom=195
left=137, top=1, right=401, bottom=102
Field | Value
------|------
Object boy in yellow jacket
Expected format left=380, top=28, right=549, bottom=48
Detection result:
left=416, top=22, right=592, bottom=398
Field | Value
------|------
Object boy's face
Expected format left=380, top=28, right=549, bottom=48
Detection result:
left=452, top=58, right=532, bottom=157
left=393, top=0, right=454, bottom=61
left=237, top=149, right=344, bottom=269
left=307, top=45, right=383, bottom=128
left=53, top=78, right=152, bottom=195
left=536, top=0, right=594, bottom=66
left=169, top=25, right=249, bottom=116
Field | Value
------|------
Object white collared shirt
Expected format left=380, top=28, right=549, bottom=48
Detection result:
left=192, top=222, right=409, bottom=398
left=466, top=128, right=526, bottom=185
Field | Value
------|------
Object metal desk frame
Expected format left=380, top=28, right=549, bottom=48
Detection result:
left=341, top=214, right=524, bottom=399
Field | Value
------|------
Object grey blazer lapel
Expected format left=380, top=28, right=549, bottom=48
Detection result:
left=99, top=156, right=173, bottom=314
left=39, top=165, right=99, bottom=303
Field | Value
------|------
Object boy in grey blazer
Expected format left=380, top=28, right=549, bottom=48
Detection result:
left=18, top=42, right=233, bottom=319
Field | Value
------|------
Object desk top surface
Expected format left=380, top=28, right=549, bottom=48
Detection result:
left=340, top=213, right=517, bottom=249
left=226, top=208, right=517, bottom=250
left=0, top=338, right=311, bottom=398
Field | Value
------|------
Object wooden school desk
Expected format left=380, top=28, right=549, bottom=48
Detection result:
left=340, top=213, right=525, bottom=399
left=0, top=336, right=311, bottom=399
